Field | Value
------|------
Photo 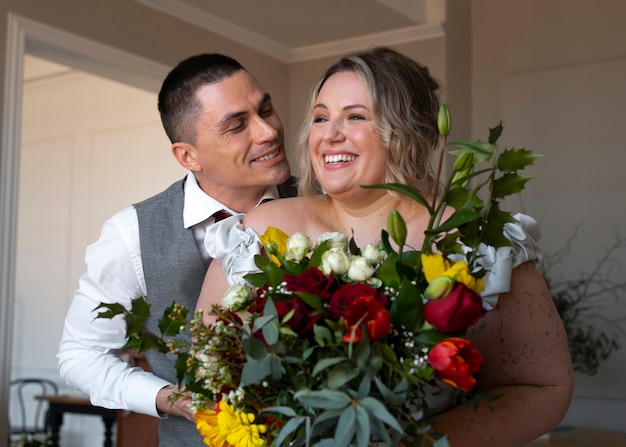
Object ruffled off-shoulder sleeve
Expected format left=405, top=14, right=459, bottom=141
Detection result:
left=476, top=213, right=543, bottom=310
left=204, top=215, right=263, bottom=285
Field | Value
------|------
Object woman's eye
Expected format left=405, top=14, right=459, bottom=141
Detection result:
left=348, top=114, right=365, bottom=120
left=313, top=116, right=327, bottom=124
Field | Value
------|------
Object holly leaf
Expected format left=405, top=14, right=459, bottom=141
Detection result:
left=497, top=147, right=541, bottom=172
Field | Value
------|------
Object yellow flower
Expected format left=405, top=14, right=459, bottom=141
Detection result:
left=196, top=408, right=229, bottom=447
left=421, top=253, right=485, bottom=294
left=196, top=401, right=267, bottom=447
left=259, top=226, right=289, bottom=265
left=218, top=401, right=267, bottom=447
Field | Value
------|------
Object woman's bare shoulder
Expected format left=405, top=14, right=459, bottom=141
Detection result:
left=243, top=196, right=323, bottom=234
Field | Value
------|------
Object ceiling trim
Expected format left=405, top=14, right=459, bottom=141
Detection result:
left=133, top=0, right=444, bottom=63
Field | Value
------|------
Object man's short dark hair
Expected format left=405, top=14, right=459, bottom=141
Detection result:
left=158, top=53, right=245, bottom=144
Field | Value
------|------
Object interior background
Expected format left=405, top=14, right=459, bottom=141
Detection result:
left=1, top=0, right=625, bottom=444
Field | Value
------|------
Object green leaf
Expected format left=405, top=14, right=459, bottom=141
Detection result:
left=312, top=357, right=348, bottom=376
left=294, top=389, right=352, bottom=410
left=354, top=405, right=370, bottom=447
left=497, top=147, right=541, bottom=172
left=372, top=377, right=406, bottom=406
left=448, top=140, right=495, bottom=162
left=333, top=407, right=356, bottom=447
left=360, top=396, right=404, bottom=433
left=240, top=355, right=272, bottom=386
left=158, top=303, right=188, bottom=336
left=242, top=335, right=269, bottom=360
left=309, top=239, right=332, bottom=267
left=243, top=271, right=266, bottom=287
left=488, top=122, right=503, bottom=145
left=362, top=183, right=433, bottom=213
left=492, top=173, right=534, bottom=199
left=327, top=363, right=360, bottom=389
left=94, top=302, right=126, bottom=319
left=391, top=280, right=424, bottom=332
left=274, top=415, right=307, bottom=447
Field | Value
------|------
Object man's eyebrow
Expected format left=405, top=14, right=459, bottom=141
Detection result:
left=220, top=93, right=273, bottom=125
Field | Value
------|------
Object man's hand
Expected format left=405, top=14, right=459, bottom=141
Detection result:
left=156, top=384, right=195, bottom=421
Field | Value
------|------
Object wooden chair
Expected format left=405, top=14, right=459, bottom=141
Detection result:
left=9, top=378, right=59, bottom=446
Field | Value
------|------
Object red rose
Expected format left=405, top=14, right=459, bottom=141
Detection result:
left=284, top=267, right=337, bottom=301
left=275, top=298, right=321, bottom=337
left=423, top=283, right=486, bottom=333
left=250, top=294, right=320, bottom=338
left=329, top=283, right=387, bottom=319
left=343, top=296, right=391, bottom=342
left=428, top=337, right=483, bottom=392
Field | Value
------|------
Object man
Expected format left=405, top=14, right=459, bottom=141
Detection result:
left=57, top=53, right=295, bottom=446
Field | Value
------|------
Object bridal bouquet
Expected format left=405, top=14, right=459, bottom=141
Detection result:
left=97, top=105, right=539, bottom=447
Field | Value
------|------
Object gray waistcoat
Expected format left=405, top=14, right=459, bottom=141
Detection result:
left=135, top=179, right=206, bottom=446
left=134, top=176, right=297, bottom=446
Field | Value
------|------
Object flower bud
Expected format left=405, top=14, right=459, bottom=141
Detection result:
left=285, top=232, right=312, bottom=262
left=221, top=283, right=255, bottom=311
left=387, top=210, right=407, bottom=248
left=317, top=232, right=349, bottom=251
left=347, top=256, right=375, bottom=281
left=438, top=104, right=451, bottom=137
left=361, top=243, right=385, bottom=265
left=424, top=276, right=455, bottom=300
left=321, top=250, right=351, bottom=276
left=453, top=150, right=473, bottom=172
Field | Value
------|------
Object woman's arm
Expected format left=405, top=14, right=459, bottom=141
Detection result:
left=427, top=261, right=574, bottom=446
left=196, top=259, right=231, bottom=323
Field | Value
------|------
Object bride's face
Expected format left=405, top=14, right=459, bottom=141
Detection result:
left=308, top=71, right=387, bottom=197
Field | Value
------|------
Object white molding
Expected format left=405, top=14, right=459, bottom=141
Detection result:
left=133, top=0, right=445, bottom=63
left=0, top=12, right=24, bottom=443
left=20, top=15, right=169, bottom=92
left=290, top=23, right=445, bottom=62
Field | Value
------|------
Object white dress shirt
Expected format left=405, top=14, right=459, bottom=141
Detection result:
left=57, top=172, right=278, bottom=417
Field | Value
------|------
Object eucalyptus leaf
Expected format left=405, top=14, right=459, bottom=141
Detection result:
left=333, top=407, right=356, bottom=447
left=354, top=405, right=370, bottom=447
left=294, top=389, right=351, bottom=410
left=327, top=363, right=359, bottom=389
left=359, top=396, right=404, bottom=433
left=275, top=415, right=307, bottom=447
left=312, top=357, right=348, bottom=376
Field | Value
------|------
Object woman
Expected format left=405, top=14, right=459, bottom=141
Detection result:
left=198, top=47, right=573, bottom=446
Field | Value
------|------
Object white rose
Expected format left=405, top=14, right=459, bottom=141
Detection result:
left=285, top=232, right=312, bottom=262
left=221, top=283, right=255, bottom=311
left=317, top=232, right=349, bottom=251
left=321, top=250, right=351, bottom=276
left=361, top=243, right=385, bottom=265
left=347, top=255, right=375, bottom=281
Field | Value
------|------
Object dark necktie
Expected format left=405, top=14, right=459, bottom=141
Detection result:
left=212, top=209, right=232, bottom=222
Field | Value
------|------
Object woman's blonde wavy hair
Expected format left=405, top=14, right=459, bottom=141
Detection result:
left=296, top=47, right=442, bottom=198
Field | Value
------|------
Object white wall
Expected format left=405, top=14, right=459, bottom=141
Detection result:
left=11, top=55, right=184, bottom=445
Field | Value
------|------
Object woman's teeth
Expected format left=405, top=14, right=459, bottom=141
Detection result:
left=324, top=154, right=357, bottom=164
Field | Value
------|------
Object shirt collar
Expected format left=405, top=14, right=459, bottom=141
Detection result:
left=182, top=172, right=280, bottom=228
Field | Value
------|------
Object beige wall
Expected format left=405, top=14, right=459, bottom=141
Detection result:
left=471, top=0, right=626, bottom=430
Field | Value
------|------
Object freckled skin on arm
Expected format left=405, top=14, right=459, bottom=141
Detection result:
left=422, top=261, right=574, bottom=447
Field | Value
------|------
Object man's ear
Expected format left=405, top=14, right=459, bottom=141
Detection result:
left=172, top=142, right=200, bottom=171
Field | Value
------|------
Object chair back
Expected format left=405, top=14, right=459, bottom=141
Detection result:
left=9, top=377, right=59, bottom=445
